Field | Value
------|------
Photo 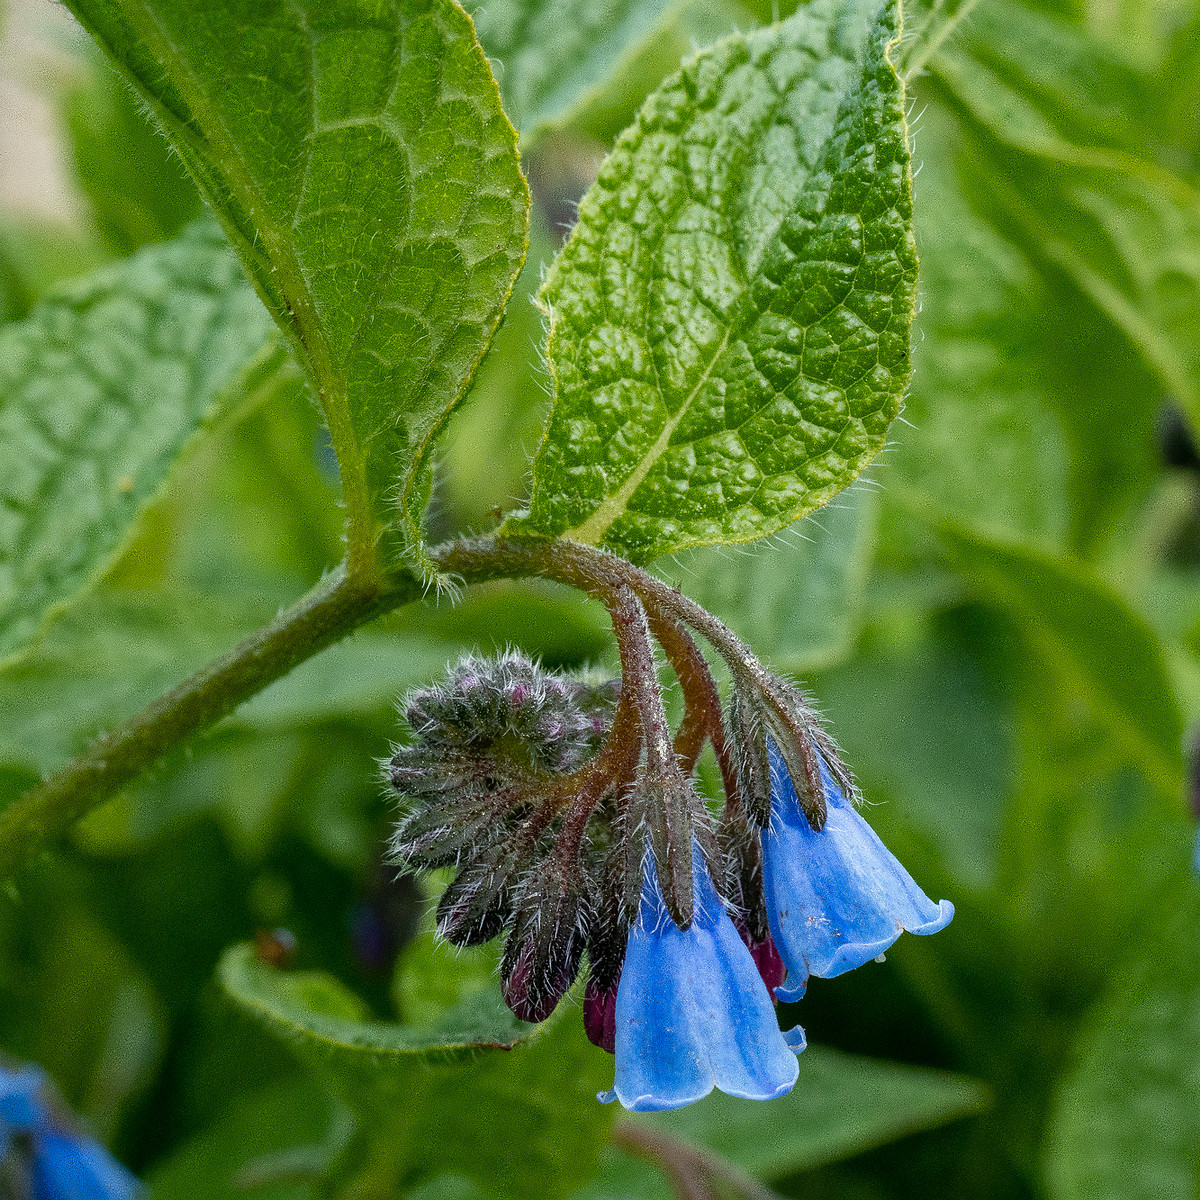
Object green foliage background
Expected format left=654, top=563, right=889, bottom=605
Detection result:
left=0, top=0, right=1198, bottom=1195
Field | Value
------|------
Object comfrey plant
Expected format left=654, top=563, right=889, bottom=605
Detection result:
left=389, top=548, right=953, bottom=1111
left=0, top=0, right=992, bottom=1188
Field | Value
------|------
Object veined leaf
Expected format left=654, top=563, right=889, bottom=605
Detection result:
left=509, top=0, right=917, bottom=564
left=0, top=223, right=274, bottom=662
left=63, top=0, right=530, bottom=574
left=1044, top=880, right=1200, bottom=1200
left=474, top=0, right=682, bottom=147
left=219, top=945, right=613, bottom=1200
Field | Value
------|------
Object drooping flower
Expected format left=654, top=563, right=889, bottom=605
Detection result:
left=761, top=740, right=954, bottom=1002
left=0, top=1062, right=140, bottom=1200
left=598, top=844, right=804, bottom=1112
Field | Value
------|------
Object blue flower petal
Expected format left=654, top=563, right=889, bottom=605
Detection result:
left=763, top=740, right=953, bottom=996
left=603, top=845, right=801, bottom=1112
left=31, top=1130, right=141, bottom=1200
left=0, top=1065, right=50, bottom=1133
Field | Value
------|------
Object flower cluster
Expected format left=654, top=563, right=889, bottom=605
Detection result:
left=0, top=1061, right=140, bottom=1200
left=389, top=575, right=953, bottom=1112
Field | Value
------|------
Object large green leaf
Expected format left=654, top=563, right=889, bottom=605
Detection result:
left=473, top=0, right=681, bottom=147
left=0, top=591, right=272, bottom=778
left=509, top=0, right=917, bottom=563
left=944, top=527, right=1184, bottom=800
left=65, top=43, right=203, bottom=255
left=147, top=1077, right=348, bottom=1200
left=929, top=0, right=1200, bottom=435
left=1044, top=880, right=1200, bottom=1200
left=63, top=0, right=530, bottom=572
left=219, top=944, right=613, bottom=1200
left=0, top=223, right=274, bottom=662
left=888, top=101, right=1071, bottom=547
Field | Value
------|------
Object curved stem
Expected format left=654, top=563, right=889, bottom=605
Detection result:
left=0, top=532, right=760, bottom=881
left=0, top=565, right=419, bottom=878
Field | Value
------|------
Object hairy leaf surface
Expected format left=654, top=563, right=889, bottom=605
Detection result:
left=510, top=0, right=916, bottom=562
left=0, top=224, right=273, bottom=662
left=63, top=0, right=530, bottom=570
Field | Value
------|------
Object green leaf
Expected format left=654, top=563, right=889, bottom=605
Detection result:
left=219, top=944, right=613, bottom=1200
left=928, top=0, right=1200, bottom=436
left=0, top=877, right=166, bottom=1146
left=943, top=526, right=1184, bottom=800
left=672, top=485, right=877, bottom=673
left=508, top=0, right=917, bottom=563
left=894, top=0, right=981, bottom=79
left=473, top=0, right=682, bottom=147
left=572, top=1046, right=988, bottom=1198
left=888, top=101, right=1071, bottom=547
left=63, top=0, right=530, bottom=573
left=0, top=223, right=274, bottom=662
left=1044, top=879, right=1200, bottom=1200
left=0, top=590, right=272, bottom=777
left=890, top=89, right=1162, bottom=551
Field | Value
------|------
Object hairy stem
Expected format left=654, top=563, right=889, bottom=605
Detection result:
left=0, top=565, right=418, bottom=878
left=0, top=533, right=758, bottom=880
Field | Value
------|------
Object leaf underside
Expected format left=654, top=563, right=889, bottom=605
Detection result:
left=0, top=222, right=271, bottom=662
left=62, top=0, right=530, bottom=567
left=508, top=0, right=916, bottom=563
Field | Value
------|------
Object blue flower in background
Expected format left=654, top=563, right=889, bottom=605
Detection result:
left=599, top=844, right=804, bottom=1112
left=0, top=1062, right=140, bottom=1200
left=762, top=741, right=954, bottom=1003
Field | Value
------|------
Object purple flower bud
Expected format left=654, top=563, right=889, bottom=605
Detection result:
left=500, top=846, right=593, bottom=1023
left=435, top=849, right=516, bottom=947
left=584, top=975, right=619, bottom=1053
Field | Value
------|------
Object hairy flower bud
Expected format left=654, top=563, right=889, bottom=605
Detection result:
left=397, top=651, right=614, bottom=784
left=728, top=688, right=772, bottom=829
left=435, top=843, right=519, bottom=947
left=500, top=854, right=593, bottom=1024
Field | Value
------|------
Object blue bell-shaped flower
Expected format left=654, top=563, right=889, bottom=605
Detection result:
left=0, top=1062, right=140, bottom=1200
left=599, top=843, right=804, bottom=1112
left=762, top=740, right=954, bottom=1003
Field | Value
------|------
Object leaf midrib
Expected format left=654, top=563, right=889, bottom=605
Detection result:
left=116, top=0, right=377, bottom=549
left=557, top=25, right=881, bottom=549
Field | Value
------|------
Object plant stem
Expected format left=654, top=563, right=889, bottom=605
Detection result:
left=0, top=532, right=756, bottom=880
left=0, top=565, right=416, bottom=878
